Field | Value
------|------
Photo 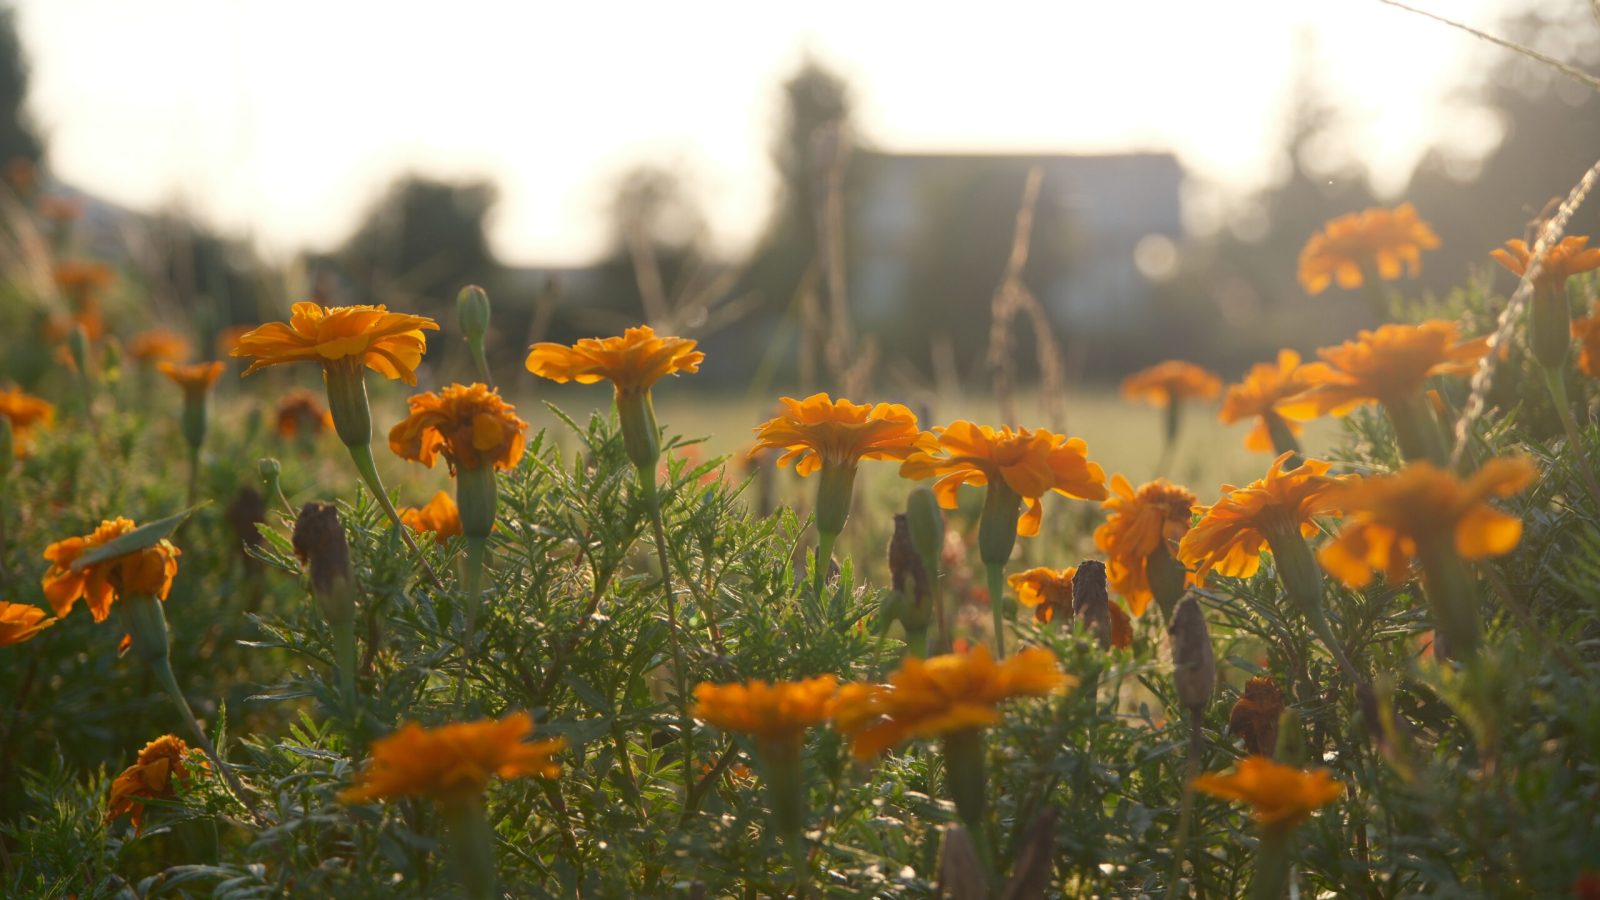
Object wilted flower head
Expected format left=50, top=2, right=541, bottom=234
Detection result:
left=693, top=675, right=839, bottom=747
left=231, top=302, right=439, bottom=385
left=1192, top=755, right=1343, bottom=829
left=1228, top=676, right=1285, bottom=756
left=274, top=388, right=333, bottom=438
left=1317, top=457, right=1536, bottom=589
left=157, top=361, right=224, bottom=398
left=0, top=600, right=56, bottom=647
left=1490, top=234, right=1600, bottom=292
left=107, top=735, right=198, bottom=835
left=1120, top=361, right=1222, bottom=408
left=399, top=491, right=464, bottom=545
left=899, top=421, right=1108, bottom=537
left=340, top=713, right=564, bottom=807
left=1218, top=350, right=1319, bottom=452
left=1296, top=321, right=1489, bottom=416
left=42, top=518, right=182, bottom=621
left=128, top=329, right=192, bottom=364
left=1178, top=454, right=1350, bottom=582
left=525, top=325, right=703, bottom=396
left=832, top=645, right=1071, bottom=760
left=1094, top=475, right=1196, bottom=616
left=387, top=383, right=528, bottom=473
left=1297, top=203, right=1439, bottom=294
left=751, top=393, right=926, bottom=475
left=0, top=386, right=55, bottom=458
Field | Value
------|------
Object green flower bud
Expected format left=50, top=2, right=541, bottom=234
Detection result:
left=813, top=463, right=857, bottom=539
left=456, top=285, right=491, bottom=342
left=323, top=360, right=373, bottom=448
left=616, top=389, right=660, bottom=472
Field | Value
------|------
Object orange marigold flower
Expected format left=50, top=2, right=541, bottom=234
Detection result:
left=1227, top=676, right=1285, bottom=757
left=1574, top=310, right=1600, bottom=380
left=751, top=393, right=926, bottom=475
left=1490, top=235, right=1600, bottom=292
left=1317, top=457, right=1536, bottom=589
left=388, top=383, right=528, bottom=473
left=127, top=329, right=192, bottom=364
left=53, top=259, right=116, bottom=302
left=1218, top=350, right=1320, bottom=452
left=400, top=490, right=464, bottom=545
left=0, top=601, right=56, bottom=647
left=107, top=735, right=198, bottom=835
left=1177, top=454, right=1350, bottom=583
left=1007, top=566, right=1076, bottom=624
left=1296, top=203, right=1439, bottom=294
left=832, top=645, right=1072, bottom=760
left=340, top=712, right=563, bottom=807
left=0, top=386, right=55, bottom=458
left=1120, top=361, right=1222, bottom=408
left=275, top=388, right=334, bottom=438
left=1192, top=755, right=1343, bottom=829
left=41, top=518, right=182, bottom=621
left=157, top=361, right=224, bottom=398
left=899, top=421, right=1108, bottom=537
left=1296, top=321, right=1490, bottom=417
left=1094, top=475, right=1197, bottom=616
left=230, top=302, right=439, bottom=385
left=693, top=675, right=839, bottom=747
left=525, top=325, right=703, bottom=396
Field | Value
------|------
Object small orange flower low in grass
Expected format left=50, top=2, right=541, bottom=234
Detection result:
left=340, top=712, right=563, bottom=807
left=693, top=675, right=838, bottom=748
left=388, top=383, right=528, bottom=475
left=400, top=490, right=464, bottom=545
left=0, top=386, right=55, bottom=458
left=107, top=734, right=199, bottom=835
left=1218, top=350, right=1319, bottom=455
left=1297, top=203, right=1439, bottom=295
left=1178, top=454, right=1348, bottom=583
left=275, top=388, right=333, bottom=439
left=1120, top=361, right=1222, bottom=409
left=1095, top=475, right=1196, bottom=617
left=231, top=302, right=439, bottom=386
left=0, top=600, right=55, bottom=647
left=42, top=517, right=181, bottom=621
left=1192, top=755, right=1343, bottom=829
left=157, top=361, right=224, bottom=398
left=525, top=324, right=703, bottom=396
left=128, top=329, right=192, bottom=365
left=833, top=645, right=1071, bottom=760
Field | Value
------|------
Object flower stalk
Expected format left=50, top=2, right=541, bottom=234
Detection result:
left=1412, top=531, right=1481, bottom=659
left=440, top=797, right=498, bottom=900
left=1261, top=517, right=1366, bottom=688
left=1385, top=392, right=1448, bottom=466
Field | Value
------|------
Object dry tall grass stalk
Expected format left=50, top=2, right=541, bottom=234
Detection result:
left=984, top=165, right=1068, bottom=431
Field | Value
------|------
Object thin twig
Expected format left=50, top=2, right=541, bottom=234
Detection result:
left=1376, top=0, right=1600, bottom=94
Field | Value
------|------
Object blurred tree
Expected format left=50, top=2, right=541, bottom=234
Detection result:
left=337, top=174, right=501, bottom=312
left=595, top=163, right=710, bottom=327
left=0, top=6, right=40, bottom=168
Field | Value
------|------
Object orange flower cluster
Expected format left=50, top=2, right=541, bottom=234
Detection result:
left=0, top=600, right=55, bottom=647
left=832, top=645, right=1071, bottom=760
left=1297, top=203, right=1439, bottom=294
left=1192, top=755, right=1343, bottom=828
left=107, top=735, right=198, bottom=834
left=1178, top=455, right=1350, bottom=582
left=751, top=393, right=926, bottom=475
left=899, top=421, right=1107, bottom=537
left=400, top=491, right=464, bottom=544
left=1121, top=360, right=1221, bottom=409
left=1218, top=350, right=1318, bottom=453
left=388, top=383, right=528, bottom=474
left=275, top=388, right=334, bottom=438
left=1094, top=475, right=1196, bottom=616
left=526, top=325, right=703, bottom=395
left=42, top=518, right=182, bottom=621
left=231, top=302, right=438, bottom=385
left=0, top=386, right=55, bottom=458
left=693, top=675, right=839, bottom=745
left=341, top=713, right=563, bottom=807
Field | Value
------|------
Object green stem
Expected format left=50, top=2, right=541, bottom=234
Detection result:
left=441, top=798, right=497, bottom=900
left=1541, top=368, right=1600, bottom=511
left=1414, top=532, right=1482, bottom=659
left=985, top=562, right=1007, bottom=659
left=148, top=642, right=262, bottom=823
left=186, top=444, right=200, bottom=506
left=640, top=468, right=696, bottom=798
left=904, top=627, right=928, bottom=659
left=813, top=530, right=838, bottom=606
left=1264, top=414, right=1303, bottom=468
left=462, top=535, right=488, bottom=649
left=346, top=441, right=443, bottom=589
left=1385, top=393, right=1448, bottom=466
left=1248, top=826, right=1294, bottom=900
left=1166, top=707, right=1204, bottom=900
left=333, top=615, right=357, bottom=722
left=942, top=729, right=995, bottom=882
left=1263, top=525, right=1368, bottom=691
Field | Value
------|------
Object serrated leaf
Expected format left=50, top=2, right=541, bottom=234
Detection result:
left=72, top=503, right=209, bottom=570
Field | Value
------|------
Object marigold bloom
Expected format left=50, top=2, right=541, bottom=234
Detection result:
left=1297, top=203, right=1440, bottom=294
left=0, top=601, right=55, bottom=647
left=230, top=302, right=439, bottom=385
left=1490, top=235, right=1600, bottom=291
left=53, top=259, right=115, bottom=301
left=1094, top=475, right=1197, bottom=616
left=525, top=324, right=703, bottom=396
left=387, top=383, right=528, bottom=473
left=1120, top=361, right=1222, bottom=408
left=1227, top=676, right=1284, bottom=757
left=400, top=490, right=464, bottom=544
left=899, top=421, right=1108, bottom=537
left=275, top=388, right=334, bottom=438
left=340, top=712, right=564, bottom=806
left=1296, top=321, right=1490, bottom=416
left=107, top=735, right=197, bottom=835
left=128, top=329, right=192, bottom=364
left=1574, top=311, right=1600, bottom=380
left=693, top=675, right=839, bottom=746
left=41, top=518, right=182, bottom=621
left=1178, top=454, right=1350, bottom=582
left=1317, top=457, right=1536, bottom=589
left=157, top=361, right=224, bottom=398
left=1192, top=755, right=1343, bottom=829
left=832, top=645, right=1072, bottom=760
left=751, top=393, right=926, bottom=475
left=1007, top=566, right=1076, bottom=624
left=1218, top=350, right=1319, bottom=452
left=0, top=386, right=55, bottom=458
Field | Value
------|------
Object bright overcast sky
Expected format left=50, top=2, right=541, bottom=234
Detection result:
left=14, top=0, right=1510, bottom=265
